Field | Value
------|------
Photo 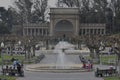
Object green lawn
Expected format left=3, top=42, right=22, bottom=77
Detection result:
left=0, top=54, right=25, bottom=65
left=0, top=75, right=16, bottom=80
left=84, top=55, right=117, bottom=65
left=0, top=54, right=36, bottom=65
left=100, top=55, right=117, bottom=65
left=104, top=77, right=120, bottom=80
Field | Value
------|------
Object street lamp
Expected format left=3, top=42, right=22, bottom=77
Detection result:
left=1, top=42, right=4, bottom=70
left=114, top=42, right=118, bottom=70
left=18, top=41, right=21, bottom=45
left=28, top=40, right=31, bottom=59
left=18, top=41, right=21, bottom=54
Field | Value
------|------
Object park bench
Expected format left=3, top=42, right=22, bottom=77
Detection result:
left=2, top=68, right=24, bottom=77
left=95, top=68, right=117, bottom=77
left=35, top=54, right=45, bottom=63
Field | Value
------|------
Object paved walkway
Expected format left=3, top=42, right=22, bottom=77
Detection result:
left=17, top=71, right=103, bottom=80
left=17, top=65, right=107, bottom=80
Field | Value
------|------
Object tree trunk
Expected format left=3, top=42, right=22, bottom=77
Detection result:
left=95, top=49, right=100, bottom=63
left=89, top=48, right=94, bottom=58
left=33, top=45, right=35, bottom=57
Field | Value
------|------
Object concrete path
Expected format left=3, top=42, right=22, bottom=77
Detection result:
left=17, top=71, right=103, bottom=80
left=17, top=65, right=104, bottom=80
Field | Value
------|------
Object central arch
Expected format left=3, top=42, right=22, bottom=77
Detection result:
left=54, top=20, right=74, bottom=37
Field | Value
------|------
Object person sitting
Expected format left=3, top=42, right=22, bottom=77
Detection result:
left=11, top=57, right=15, bottom=62
left=9, top=66, right=14, bottom=76
left=13, top=59, right=19, bottom=68
left=5, top=65, right=9, bottom=75
left=17, top=63, right=22, bottom=76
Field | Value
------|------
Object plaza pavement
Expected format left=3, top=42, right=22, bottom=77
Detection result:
left=16, top=50, right=108, bottom=80
left=17, top=70, right=103, bottom=80
left=16, top=65, right=107, bottom=80
left=0, top=64, right=110, bottom=80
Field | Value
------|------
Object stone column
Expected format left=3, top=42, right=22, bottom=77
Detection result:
left=27, top=28, right=30, bottom=36
left=26, top=28, right=28, bottom=36
left=46, top=30, right=48, bottom=36
left=75, top=18, right=79, bottom=36
left=104, top=29, right=106, bottom=35
left=39, top=29, right=41, bottom=36
left=96, top=29, right=98, bottom=34
left=23, top=28, right=25, bottom=36
left=81, top=29, right=83, bottom=35
left=42, top=29, right=43, bottom=36
left=88, top=29, right=90, bottom=34
left=45, top=29, right=47, bottom=36
left=30, top=29, right=32, bottom=36
left=85, top=29, right=87, bottom=35
left=34, top=29, right=36, bottom=36
left=93, top=29, right=95, bottom=34
left=100, top=29, right=102, bottom=35
left=50, top=20, right=53, bottom=36
left=24, top=28, right=26, bottom=36
left=37, top=28, right=39, bottom=36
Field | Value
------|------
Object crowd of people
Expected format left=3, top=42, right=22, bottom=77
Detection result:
left=80, top=56, right=93, bottom=71
left=3, top=58, right=24, bottom=76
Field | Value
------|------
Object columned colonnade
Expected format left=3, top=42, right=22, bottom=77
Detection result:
left=79, top=24, right=106, bottom=35
left=79, top=28, right=105, bottom=35
left=23, top=28, right=49, bottom=36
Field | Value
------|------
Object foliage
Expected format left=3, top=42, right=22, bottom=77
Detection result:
left=0, top=54, right=25, bottom=65
left=0, top=22, right=10, bottom=34
left=14, top=0, right=33, bottom=23
left=32, top=0, right=48, bottom=23
left=0, top=7, right=12, bottom=34
left=104, top=76, right=120, bottom=80
left=0, top=75, right=16, bottom=80
left=14, top=0, right=48, bottom=23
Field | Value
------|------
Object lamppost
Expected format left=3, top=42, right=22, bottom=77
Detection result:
left=1, top=42, right=4, bottom=70
left=28, top=40, right=31, bottom=59
left=18, top=41, right=21, bottom=46
left=18, top=41, right=21, bottom=54
left=114, top=42, right=118, bottom=70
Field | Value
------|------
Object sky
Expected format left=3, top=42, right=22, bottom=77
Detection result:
left=0, top=0, right=57, bottom=9
left=0, top=0, right=12, bottom=8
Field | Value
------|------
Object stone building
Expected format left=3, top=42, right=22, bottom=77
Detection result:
left=12, top=8, right=106, bottom=37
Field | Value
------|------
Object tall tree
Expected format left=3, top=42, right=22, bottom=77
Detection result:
left=110, top=0, right=120, bottom=33
left=0, top=7, right=11, bottom=34
left=32, top=0, right=48, bottom=23
left=14, top=0, right=33, bottom=23
left=14, top=0, right=48, bottom=23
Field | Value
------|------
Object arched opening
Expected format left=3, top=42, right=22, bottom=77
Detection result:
left=54, top=20, right=74, bottom=37
left=55, top=20, right=73, bottom=31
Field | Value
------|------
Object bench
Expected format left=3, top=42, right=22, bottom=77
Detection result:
left=95, top=68, right=117, bottom=77
left=2, top=68, right=24, bottom=77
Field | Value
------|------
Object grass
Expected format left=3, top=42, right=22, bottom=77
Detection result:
left=0, top=54, right=25, bottom=65
left=84, top=55, right=117, bottom=65
left=100, top=55, right=117, bottom=65
left=0, top=75, right=16, bottom=80
left=0, top=54, right=36, bottom=65
left=104, top=76, right=120, bottom=80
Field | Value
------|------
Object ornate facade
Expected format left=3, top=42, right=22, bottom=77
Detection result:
left=12, top=8, right=106, bottom=37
